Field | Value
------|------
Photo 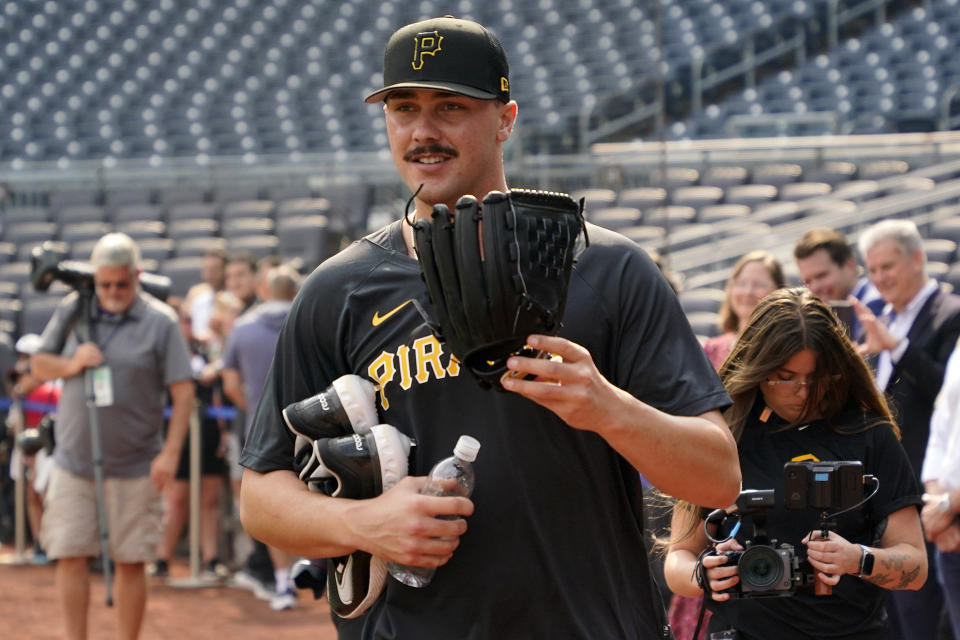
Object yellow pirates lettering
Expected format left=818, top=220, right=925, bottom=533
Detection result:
left=367, top=335, right=459, bottom=410
left=368, top=351, right=397, bottom=410
left=412, top=31, right=443, bottom=70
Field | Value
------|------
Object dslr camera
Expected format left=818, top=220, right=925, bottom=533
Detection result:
left=716, top=489, right=802, bottom=599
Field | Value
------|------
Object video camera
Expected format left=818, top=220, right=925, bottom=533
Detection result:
left=29, top=242, right=172, bottom=301
left=710, top=461, right=877, bottom=599
left=713, top=490, right=802, bottom=599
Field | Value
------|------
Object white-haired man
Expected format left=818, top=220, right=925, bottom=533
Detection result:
left=852, top=219, right=960, bottom=640
left=32, top=233, right=195, bottom=640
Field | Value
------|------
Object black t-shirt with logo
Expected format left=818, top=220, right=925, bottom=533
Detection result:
left=241, top=220, right=729, bottom=639
left=706, top=404, right=922, bottom=640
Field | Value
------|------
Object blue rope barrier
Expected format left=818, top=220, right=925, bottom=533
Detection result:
left=0, top=397, right=239, bottom=421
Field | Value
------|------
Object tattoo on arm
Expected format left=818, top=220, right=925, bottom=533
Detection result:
left=869, top=573, right=895, bottom=587
left=880, top=551, right=907, bottom=572
left=896, top=566, right=921, bottom=590
left=868, top=551, right=918, bottom=589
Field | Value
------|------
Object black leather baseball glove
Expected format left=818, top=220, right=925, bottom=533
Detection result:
left=412, top=188, right=587, bottom=389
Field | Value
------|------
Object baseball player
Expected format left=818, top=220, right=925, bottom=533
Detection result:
left=239, top=16, right=740, bottom=639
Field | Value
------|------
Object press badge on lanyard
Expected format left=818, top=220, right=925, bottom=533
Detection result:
left=91, top=365, right=114, bottom=407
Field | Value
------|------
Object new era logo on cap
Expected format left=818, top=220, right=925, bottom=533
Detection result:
left=365, top=16, right=510, bottom=104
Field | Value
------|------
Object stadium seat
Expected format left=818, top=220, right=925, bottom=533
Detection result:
left=672, top=186, right=724, bottom=212
left=645, top=205, right=697, bottom=227
left=222, top=217, right=276, bottom=238
left=751, top=163, right=803, bottom=186
left=4, top=222, right=57, bottom=246
left=276, top=197, right=331, bottom=219
left=685, top=311, right=722, bottom=338
left=175, top=237, right=228, bottom=258
left=859, top=159, right=911, bottom=180
left=4, top=207, right=51, bottom=224
left=168, top=218, right=220, bottom=241
left=227, top=234, right=280, bottom=260
left=0, top=262, right=34, bottom=289
left=112, top=204, right=165, bottom=224
left=277, top=215, right=339, bottom=272
left=725, top=184, right=778, bottom=207
left=572, top=188, right=618, bottom=213
left=168, top=202, right=220, bottom=222
left=138, top=238, right=176, bottom=262
left=807, top=161, right=858, bottom=185
left=930, top=218, right=960, bottom=244
left=588, top=207, right=642, bottom=231
left=699, top=204, right=751, bottom=224
left=160, top=256, right=208, bottom=299
left=619, top=225, right=666, bottom=251
left=678, top=288, right=726, bottom=314
left=0, top=243, right=16, bottom=266
left=213, top=185, right=264, bottom=204
left=222, top=200, right=276, bottom=222
left=700, top=165, right=749, bottom=188
left=21, top=297, right=62, bottom=336
left=0, top=299, right=23, bottom=335
left=115, top=221, right=166, bottom=240
left=60, top=222, right=111, bottom=245
left=778, top=182, right=833, bottom=201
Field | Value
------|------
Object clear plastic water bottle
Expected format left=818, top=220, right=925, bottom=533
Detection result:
left=388, top=435, right=481, bottom=588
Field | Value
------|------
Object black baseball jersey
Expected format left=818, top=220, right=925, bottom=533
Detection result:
left=706, top=403, right=922, bottom=640
left=241, top=220, right=730, bottom=639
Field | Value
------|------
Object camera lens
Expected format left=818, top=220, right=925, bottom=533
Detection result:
left=739, top=546, right=783, bottom=590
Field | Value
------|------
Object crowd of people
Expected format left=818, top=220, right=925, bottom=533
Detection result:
left=4, top=13, right=960, bottom=640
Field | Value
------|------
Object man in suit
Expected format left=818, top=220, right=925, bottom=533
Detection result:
left=794, top=227, right=884, bottom=341
left=853, top=219, right=960, bottom=640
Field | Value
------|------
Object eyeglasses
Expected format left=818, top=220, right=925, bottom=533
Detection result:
left=95, top=280, right=132, bottom=291
left=766, top=375, right=841, bottom=393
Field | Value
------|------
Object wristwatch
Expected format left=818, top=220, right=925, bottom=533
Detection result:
left=858, top=544, right=875, bottom=577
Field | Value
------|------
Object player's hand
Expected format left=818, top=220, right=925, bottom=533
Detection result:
left=803, top=530, right=859, bottom=585
left=704, top=538, right=743, bottom=601
left=344, top=475, right=474, bottom=568
left=502, top=334, right=626, bottom=433
left=73, top=343, right=104, bottom=372
left=150, top=447, right=179, bottom=492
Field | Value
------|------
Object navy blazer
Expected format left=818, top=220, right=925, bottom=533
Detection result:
left=885, top=288, right=960, bottom=477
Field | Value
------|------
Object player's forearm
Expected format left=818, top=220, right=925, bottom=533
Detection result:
left=240, top=468, right=359, bottom=558
left=602, top=401, right=740, bottom=508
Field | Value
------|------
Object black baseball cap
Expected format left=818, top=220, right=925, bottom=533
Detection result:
left=364, top=16, right=510, bottom=104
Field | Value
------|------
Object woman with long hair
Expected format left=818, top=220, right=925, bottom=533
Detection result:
left=664, top=289, right=927, bottom=639
left=703, top=251, right=785, bottom=369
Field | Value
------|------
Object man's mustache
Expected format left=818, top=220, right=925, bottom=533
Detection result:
left=404, top=144, right=459, bottom=161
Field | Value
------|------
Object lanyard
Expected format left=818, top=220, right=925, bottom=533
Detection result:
left=96, top=313, right=128, bottom=352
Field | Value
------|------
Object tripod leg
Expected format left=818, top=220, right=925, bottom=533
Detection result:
left=86, top=368, right=114, bottom=607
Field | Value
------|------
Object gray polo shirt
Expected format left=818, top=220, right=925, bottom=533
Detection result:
left=39, top=291, right=193, bottom=478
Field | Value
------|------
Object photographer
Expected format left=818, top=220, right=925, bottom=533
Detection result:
left=31, top=233, right=195, bottom=640
left=6, top=333, right=60, bottom=562
left=664, top=289, right=926, bottom=639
